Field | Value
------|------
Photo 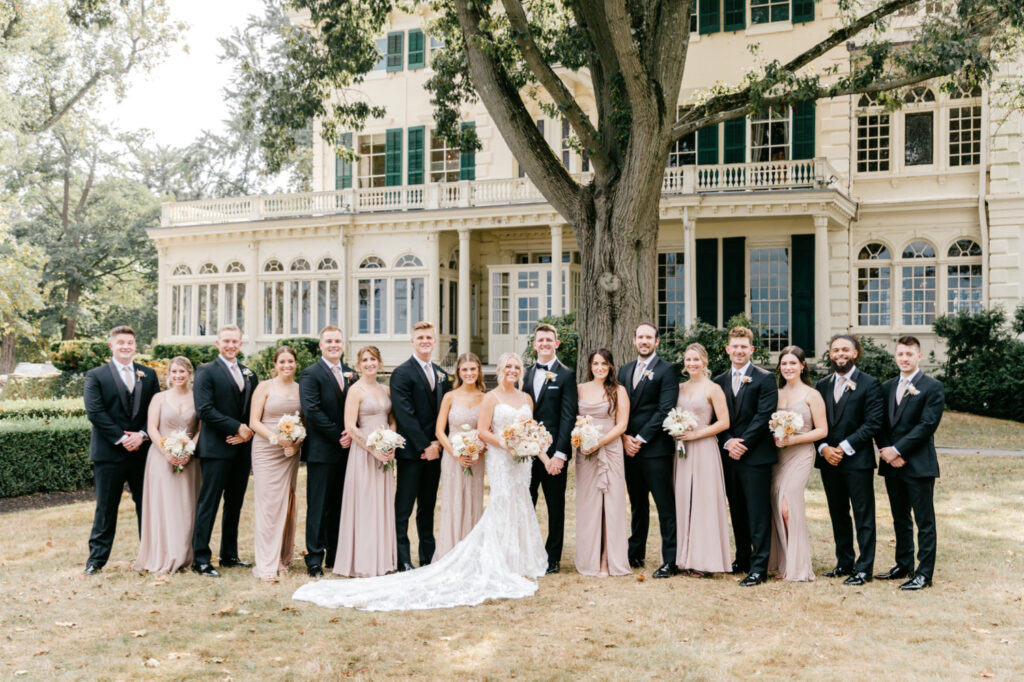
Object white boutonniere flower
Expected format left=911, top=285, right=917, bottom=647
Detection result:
left=846, top=380, right=857, bottom=393
left=740, top=375, right=752, bottom=385
left=436, top=370, right=446, bottom=384
left=545, top=371, right=556, bottom=382
left=905, top=384, right=919, bottom=396
left=135, top=370, right=145, bottom=379
left=644, top=369, right=654, bottom=381
left=242, top=368, right=254, bottom=378
left=344, top=371, right=355, bottom=381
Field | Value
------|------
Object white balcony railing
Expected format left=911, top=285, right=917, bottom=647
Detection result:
left=160, top=158, right=840, bottom=227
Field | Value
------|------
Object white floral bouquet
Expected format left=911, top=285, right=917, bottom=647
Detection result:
left=366, top=427, right=406, bottom=471
left=662, top=408, right=699, bottom=458
left=160, top=429, right=195, bottom=473
left=570, top=415, right=603, bottom=459
left=451, top=425, right=484, bottom=476
left=501, top=417, right=553, bottom=463
left=769, top=410, right=805, bottom=441
left=270, top=412, right=306, bottom=447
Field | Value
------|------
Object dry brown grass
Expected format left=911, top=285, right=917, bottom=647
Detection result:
left=935, top=411, right=1024, bottom=450
left=2, top=453, right=1023, bottom=680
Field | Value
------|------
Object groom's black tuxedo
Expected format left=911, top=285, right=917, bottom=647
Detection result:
left=524, top=358, right=577, bottom=564
left=299, top=358, right=354, bottom=570
left=617, top=354, right=679, bottom=566
left=713, top=364, right=778, bottom=575
left=83, top=360, right=159, bottom=568
left=814, top=367, right=883, bottom=574
left=390, top=355, right=452, bottom=566
left=876, top=371, right=944, bottom=580
left=191, top=356, right=258, bottom=566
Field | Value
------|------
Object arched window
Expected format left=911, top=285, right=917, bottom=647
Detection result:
left=225, top=261, right=245, bottom=273
left=900, top=240, right=937, bottom=325
left=172, top=264, right=192, bottom=276
left=946, top=239, right=983, bottom=313
left=198, top=263, right=218, bottom=274
left=856, top=243, right=892, bottom=326
left=290, top=258, right=311, bottom=271
left=359, top=256, right=385, bottom=269
left=903, top=87, right=936, bottom=104
left=317, top=257, right=339, bottom=271
left=264, top=259, right=284, bottom=272
left=394, top=254, right=424, bottom=268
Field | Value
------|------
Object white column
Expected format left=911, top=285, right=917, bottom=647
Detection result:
left=814, top=216, right=830, bottom=355
left=550, top=224, right=563, bottom=317
left=426, top=232, right=441, bottom=360
left=246, top=240, right=260, bottom=352
left=457, top=228, right=471, bottom=355
left=156, top=246, right=169, bottom=341
left=684, top=209, right=696, bottom=328
left=338, top=226, right=348, bottom=340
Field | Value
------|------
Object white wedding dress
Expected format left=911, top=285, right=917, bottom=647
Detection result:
left=292, top=403, right=547, bottom=611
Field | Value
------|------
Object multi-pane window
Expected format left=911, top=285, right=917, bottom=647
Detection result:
left=288, top=258, right=312, bottom=335
left=857, top=243, right=892, bottom=326
left=949, top=85, right=982, bottom=167
left=903, top=88, right=935, bottom=166
left=492, top=272, right=510, bottom=334
left=751, top=0, right=789, bottom=24
left=946, top=239, right=983, bottom=313
left=393, top=255, right=425, bottom=335
left=358, top=133, right=387, bottom=187
left=856, top=94, right=891, bottom=172
left=430, top=131, right=460, bottom=182
left=901, top=240, right=937, bottom=325
left=750, top=107, right=790, bottom=162
left=171, top=266, right=192, bottom=337
left=561, top=118, right=571, bottom=169
left=749, top=247, right=789, bottom=351
left=517, top=271, right=541, bottom=334
left=668, top=132, right=696, bottom=167
left=315, top=258, right=340, bottom=331
left=225, top=261, right=245, bottom=274
left=356, top=254, right=423, bottom=336
left=657, top=252, right=685, bottom=334
left=357, top=278, right=387, bottom=335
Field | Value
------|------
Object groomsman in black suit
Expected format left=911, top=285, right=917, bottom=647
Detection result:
left=814, top=334, right=884, bottom=586
left=83, top=326, right=160, bottom=574
left=390, top=321, right=451, bottom=570
left=617, top=322, right=680, bottom=578
left=524, top=323, right=578, bottom=575
left=875, top=335, right=944, bottom=591
left=191, top=324, right=258, bottom=577
left=713, top=326, right=778, bottom=587
left=299, top=325, right=354, bottom=577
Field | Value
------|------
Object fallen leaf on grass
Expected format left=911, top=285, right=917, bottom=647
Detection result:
left=636, top=575, right=645, bottom=582
left=144, top=658, right=160, bottom=668
left=130, top=630, right=147, bottom=638
left=625, top=617, right=634, bottom=623
left=979, top=670, right=994, bottom=678
left=45, top=541, right=53, bottom=547
left=604, top=642, right=617, bottom=648
left=147, top=576, right=170, bottom=587
left=214, top=605, right=234, bottom=616
left=34, top=650, right=49, bottom=656
left=207, top=657, right=225, bottom=664
left=971, top=628, right=991, bottom=634
left=54, top=621, right=76, bottom=628
left=15, top=671, right=27, bottom=676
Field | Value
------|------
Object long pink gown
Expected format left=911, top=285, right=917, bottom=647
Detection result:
left=769, top=399, right=816, bottom=581
left=434, top=400, right=485, bottom=561
left=251, top=394, right=302, bottom=580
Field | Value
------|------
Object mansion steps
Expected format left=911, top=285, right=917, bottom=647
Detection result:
left=148, top=1, right=1024, bottom=368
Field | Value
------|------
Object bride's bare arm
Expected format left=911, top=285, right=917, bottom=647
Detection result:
left=477, top=394, right=504, bottom=449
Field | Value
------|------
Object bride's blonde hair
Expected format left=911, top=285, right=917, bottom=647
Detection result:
left=495, top=352, right=523, bottom=390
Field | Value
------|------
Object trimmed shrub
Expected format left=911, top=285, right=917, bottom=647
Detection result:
left=522, top=312, right=579, bottom=370
left=246, top=337, right=322, bottom=380
left=50, top=340, right=110, bottom=372
left=0, top=398, right=86, bottom=420
left=660, top=314, right=771, bottom=378
left=151, top=343, right=222, bottom=367
left=816, top=336, right=899, bottom=383
left=0, top=372, right=87, bottom=400
left=0, top=417, right=94, bottom=497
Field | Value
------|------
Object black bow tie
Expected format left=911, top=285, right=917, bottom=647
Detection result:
left=538, top=363, right=550, bottom=372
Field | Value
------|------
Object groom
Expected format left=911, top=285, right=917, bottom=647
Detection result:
left=524, top=323, right=577, bottom=575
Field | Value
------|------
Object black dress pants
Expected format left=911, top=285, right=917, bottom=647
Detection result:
left=192, top=455, right=251, bottom=565
left=529, top=458, right=568, bottom=563
left=305, top=459, right=345, bottom=569
left=395, top=457, right=441, bottom=566
left=884, top=475, right=936, bottom=579
left=624, top=454, right=677, bottom=566
left=820, top=466, right=876, bottom=574
left=87, top=456, right=146, bottom=567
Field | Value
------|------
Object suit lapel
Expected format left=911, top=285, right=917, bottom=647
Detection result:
left=410, top=357, right=436, bottom=409
left=887, top=379, right=898, bottom=425
left=108, top=361, right=131, bottom=416
left=733, top=365, right=754, bottom=416
left=722, top=374, right=736, bottom=417
left=834, top=369, right=856, bottom=423
left=825, top=377, right=837, bottom=425
left=534, top=361, right=555, bottom=408
left=130, top=364, right=143, bottom=419
left=430, top=363, right=444, bottom=406
left=893, top=372, right=918, bottom=424
left=631, top=356, right=657, bottom=403
left=320, top=359, right=345, bottom=406
left=240, top=363, right=254, bottom=407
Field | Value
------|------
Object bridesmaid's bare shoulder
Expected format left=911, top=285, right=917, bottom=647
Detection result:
left=706, top=381, right=726, bottom=401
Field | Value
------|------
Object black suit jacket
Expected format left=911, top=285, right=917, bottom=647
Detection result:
left=299, top=359, right=355, bottom=464
left=390, top=356, right=452, bottom=460
left=713, top=364, right=779, bottom=467
left=84, top=361, right=160, bottom=463
left=523, top=359, right=578, bottom=459
left=813, top=368, right=884, bottom=471
left=617, top=355, right=678, bottom=458
left=193, top=357, right=258, bottom=460
left=876, top=372, right=944, bottom=479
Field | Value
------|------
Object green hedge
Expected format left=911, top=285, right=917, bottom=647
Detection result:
left=0, top=398, right=86, bottom=420
left=0, top=417, right=93, bottom=497
left=522, top=313, right=579, bottom=369
left=50, top=340, right=110, bottom=372
left=246, top=337, right=322, bottom=380
left=660, top=314, right=771, bottom=378
left=816, top=336, right=899, bottom=383
left=151, top=343, right=225, bottom=367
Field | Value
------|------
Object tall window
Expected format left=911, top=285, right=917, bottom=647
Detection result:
left=357, top=256, right=387, bottom=336
left=289, top=258, right=312, bottom=335
left=949, top=85, right=982, bottom=167
left=901, top=240, right=937, bottom=325
left=657, top=252, right=685, bottom=333
left=171, top=265, right=192, bottom=336
left=393, top=254, right=425, bottom=335
left=749, top=247, right=789, bottom=351
left=358, top=133, right=387, bottom=187
left=263, top=260, right=285, bottom=335
left=430, top=131, right=460, bottom=182
left=857, top=243, right=892, bottom=326
left=316, top=257, right=340, bottom=331
left=903, top=87, right=936, bottom=167
left=946, top=239, right=983, bottom=313
left=492, top=272, right=510, bottom=334
left=356, top=254, right=424, bottom=336
left=750, top=107, right=789, bottom=162
left=856, top=94, right=891, bottom=172
left=561, top=118, right=572, bottom=169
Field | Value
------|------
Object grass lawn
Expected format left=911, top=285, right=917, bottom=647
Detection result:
left=2, top=454, right=1022, bottom=680
left=935, top=411, right=1024, bottom=450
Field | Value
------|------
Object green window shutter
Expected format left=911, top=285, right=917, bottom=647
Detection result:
left=385, top=128, right=403, bottom=186
left=695, top=238, right=719, bottom=326
left=791, top=233, right=815, bottom=354
left=722, top=236, right=746, bottom=321
left=335, top=133, right=352, bottom=189
left=792, top=101, right=816, bottom=159
left=723, top=0, right=745, bottom=31
left=792, top=0, right=815, bottom=23
left=407, top=29, right=425, bottom=69
left=386, top=31, right=404, bottom=72
left=697, top=124, right=719, bottom=165
left=698, top=0, right=720, bottom=35
left=407, top=126, right=424, bottom=185
left=723, top=118, right=746, bottom=163
left=459, top=121, right=476, bottom=181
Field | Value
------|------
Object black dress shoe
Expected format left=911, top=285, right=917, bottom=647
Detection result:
left=398, top=562, right=416, bottom=572
left=629, top=558, right=644, bottom=569
left=219, top=558, right=252, bottom=568
left=731, top=561, right=750, bottom=575
left=193, top=563, right=220, bottom=577
left=899, top=575, right=932, bottom=591
left=739, top=572, right=765, bottom=587
left=307, top=565, right=324, bottom=578
left=545, top=561, right=560, bottom=575
left=652, top=563, right=680, bottom=578
left=875, top=565, right=912, bottom=580
left=823, top=566, right=852, bottom=578
left=83, top=564, right=102, bottom=576
left=843, top=571, right=872, bottom=586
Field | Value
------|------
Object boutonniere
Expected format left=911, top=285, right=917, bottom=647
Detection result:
left=344, top=371, right=355, bottom=381
left=135, top=370, right=144, bottom=379
left=845, top=380, right=857, bottom=393
left=644, top=370, right=654, bottom=381
left=905, top=384, right=919, bottom=396
left=435, top=370, right=446, bottom=384
left=740, top=375, right=752, bottom=385
left=545, top=371, right=556, bottom=382
left=242, top=368, right=254, bottom=378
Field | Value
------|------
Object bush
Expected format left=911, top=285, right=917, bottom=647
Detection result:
left=0, top=372, right=87, bottom=400
left=151, top=343, right=223, bottom=367
left=50, top=340, right=110, bottom=372
left=246, top=337, right=322, bottom=380
left=0, top=417, right=94, bottom=497
left=660, top=314, right=771, bottom=378
left=0, top=398, right=86, bottom=420
left=522, top=313, right=579, bottom=369
left=815, top=336, right=899, bottom=383
left=934, top=305, right=1024, bottom=422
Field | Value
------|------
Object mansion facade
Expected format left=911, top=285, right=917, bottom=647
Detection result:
left=148, top=2, right=1024, bottom=367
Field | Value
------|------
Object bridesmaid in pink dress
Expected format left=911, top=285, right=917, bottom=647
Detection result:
left=672, top=343, right=732, bottom=575
left=769, top=345, right=828, bottom=582
left=134, top=356, right=201, bottom=573
left=249, top=346, right=304, bottom=581
left=334, top=346, right=398, bottom=578
left=433, top=353, right=487, bottom=560
left=574, top=349, right=631, bottom=576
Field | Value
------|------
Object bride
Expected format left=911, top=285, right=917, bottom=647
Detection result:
left=293, top=352, right=548, bottom=610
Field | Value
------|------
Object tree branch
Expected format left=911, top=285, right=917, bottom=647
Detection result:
left=603, top=0, right=655, bottom=121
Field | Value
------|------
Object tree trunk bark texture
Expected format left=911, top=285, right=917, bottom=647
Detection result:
left=62, top=283, right=81, bottom=340
left=0, top=332, right=15, bottom=375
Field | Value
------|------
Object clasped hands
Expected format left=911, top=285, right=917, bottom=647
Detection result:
left=121, top=431, right=146, bottom=451
left=878, top=446, right=906, bottom=468
left=820, top=445, right=844, bottom=466
left=226, top=424, right=254, bottom=446
left=724, top=437, right=748, bottom=461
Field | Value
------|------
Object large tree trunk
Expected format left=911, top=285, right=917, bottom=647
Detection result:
left=0, top=332, right=15, bottom=375
left=62, top=283, right=81, bottom=340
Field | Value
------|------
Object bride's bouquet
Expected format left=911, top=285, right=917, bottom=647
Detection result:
left=160, top=429, right=195, bottom=473
left=270, top=412, right=306, bottom=448
left=662, top=408, right=699, bottom=458
left=769, top=410, right=804, bottom=441
left=366, top=427, right=405, bottom=471
left=570, top=415, right=603, bottom=459
left=450, top=425, right=484, bottom=476
left=501, top=417, right=553, bottom=463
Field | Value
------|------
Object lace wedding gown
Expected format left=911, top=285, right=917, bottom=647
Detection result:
left=292, top=403, right=547, bottom=610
